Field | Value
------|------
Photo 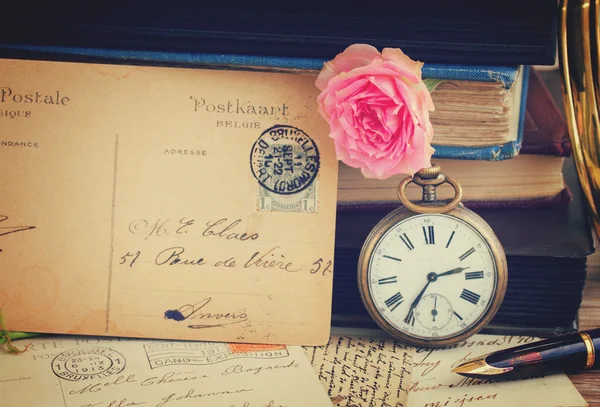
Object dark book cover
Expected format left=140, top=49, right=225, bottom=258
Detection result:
left=0, top=1, right=557, bottom=66
left=521, top=69, right=572, bottom=157
left=332, top=158, right=595, bottom=336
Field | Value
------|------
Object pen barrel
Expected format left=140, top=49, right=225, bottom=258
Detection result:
left=486, top=329, right=600, bottom=378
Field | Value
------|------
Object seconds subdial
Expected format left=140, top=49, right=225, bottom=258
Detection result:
left=415, top=293, right=454, bottom=330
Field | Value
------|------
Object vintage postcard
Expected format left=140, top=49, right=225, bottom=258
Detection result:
left=0, top=336, right=333, bottom=406
left=306, top=332, right=586, bottom=407
left=0, top=58, right=338, bottom=345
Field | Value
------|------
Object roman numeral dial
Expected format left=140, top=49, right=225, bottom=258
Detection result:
left=384, top=292, right=404, bottom=311
left=459, top=247, right=476, bottom=261
left=378, top=276, right=397, bottom=285
left=423, top=226, right=435, bottom=245
left=460, top=289, right=481, bottom=305
left=465, top=271, right=484, bottom=280
left=400, top=233, right=414, bottom=251
left=366, top=213, right=498, bottom=342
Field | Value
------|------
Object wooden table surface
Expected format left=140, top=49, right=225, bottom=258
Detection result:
left=570, top=247, right=600, bottom=405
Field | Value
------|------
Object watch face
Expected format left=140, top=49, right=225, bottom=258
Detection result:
left=366, top=213, right=498, bottom=342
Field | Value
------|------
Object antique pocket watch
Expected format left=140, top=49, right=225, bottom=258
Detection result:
left=358, top=165, right=507, bottom=347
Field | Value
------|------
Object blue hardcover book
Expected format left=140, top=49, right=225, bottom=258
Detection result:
left=0, top=44, right=527, bottom=161
left=0, top=1, right=557, bottom=66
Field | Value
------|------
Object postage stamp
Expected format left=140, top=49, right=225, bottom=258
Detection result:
left=257, top=179, right=318, bottom=213
left=250, top=124, right=320, bottom=212
left=143, top=342, right=289, bottom=369
left=227, top=344, right=286, bottom=353
left=51, top=347, right=126, bottom=381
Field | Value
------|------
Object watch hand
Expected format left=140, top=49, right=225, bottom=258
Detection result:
left=437, top=266, right=470, bottom=278
left=404, top=280, right=431, bottom=324
left=432, top=296, right=438, bottom=322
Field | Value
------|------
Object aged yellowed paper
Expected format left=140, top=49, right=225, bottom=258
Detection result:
left=409, top=334, right=586, bottom=407
left=306, top=333, right=586, bottom=407
left=304, top=334, right=414, bottom=406
left=0, top=58, right=338, bottom=345
left=0, top=336, right=333, bottom=406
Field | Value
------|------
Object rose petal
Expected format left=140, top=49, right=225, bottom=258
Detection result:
left=382, top=48, right=424, bottom=80
left=315, top=44, right=381, bottom=90
left=316, top=45, right=435, bottom=179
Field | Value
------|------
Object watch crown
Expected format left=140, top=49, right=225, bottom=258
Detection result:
left=416, top=165, right=441, bottom=180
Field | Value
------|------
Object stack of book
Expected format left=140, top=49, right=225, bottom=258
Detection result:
left=332, top=68, right=595, bottom=337
left=0, top=1, right=592, bottom=337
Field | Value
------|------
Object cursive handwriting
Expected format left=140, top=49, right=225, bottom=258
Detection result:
left=141, top=372, right=208, bottom=387
left=70, top=375, right=137, bottom=395
left=157, top=388, right=253, bottom=407
left=221, top=360, right=298, bottom=376
left=69, top=371, right=210, bottom=401
left=415, top=336, right=536, bottom=357
left=309, top=258, right=333, bottom=276
left=163, top=297, right=248, bottom=329
left=203, top=218, right=259, bottom=241
left=128, top=217, right=260, bottom=242
left=124, top=246, right=321, bottom=275
left=244, top=247, right=302, bottom=272
left=80, top=399, right=145, bottom=407
left=423, top=393, right=498, bottom=407
left=129, top=218, right=194, bottom=240
left=414, top=347, right=441, bottom=377
left=0, top=215, right=35, bottom=252
left=229, top=401, right=287, bottom=407
left=155, top=247, right=206, bottom=266
left=306, top=335, right=412, bottom=407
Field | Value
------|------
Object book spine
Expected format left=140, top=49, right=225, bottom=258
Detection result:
left=0, top=45, right=523, bottom=161
left=432, top=65, right=530, bottom=161
left=0, top=44, right=519, bottom=87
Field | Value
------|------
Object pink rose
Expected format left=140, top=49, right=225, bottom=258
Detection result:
left=316, top=44, right=435, bottom=179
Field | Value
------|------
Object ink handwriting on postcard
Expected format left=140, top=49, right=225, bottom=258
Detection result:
left=0, top=337, right=333, bottom=407
left=0, top=215, right=35, bottom=252
left=123, top=218, right=334, bottom=275
left=305, top=335, right=414, bottom=407
left=0, top=57, right=338, bottom=345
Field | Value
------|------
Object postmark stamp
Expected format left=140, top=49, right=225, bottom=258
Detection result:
left=250, top=125, right=320, bottom=196
left=143, top=342, right=289, bottom=369
left=51, top=347, right=126, bottom=381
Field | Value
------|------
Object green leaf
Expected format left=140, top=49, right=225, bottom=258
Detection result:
left=0, top=309, right=6, bottom=332
left=0, top=308, right=38, bottom=353
left=423, top=78, right=444, bottom=93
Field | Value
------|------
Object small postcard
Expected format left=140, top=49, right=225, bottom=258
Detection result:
left=0, top=58, right=338, bottom=345
left=0, top=336, right=333, bottom=406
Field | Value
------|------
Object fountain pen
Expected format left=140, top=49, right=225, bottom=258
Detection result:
left=452, top=328, right=600, bottom=380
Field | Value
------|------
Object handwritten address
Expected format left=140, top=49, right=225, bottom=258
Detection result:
left=120, top=217, right=332, bottom=276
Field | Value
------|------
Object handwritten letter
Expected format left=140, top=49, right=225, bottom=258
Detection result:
left=305, top=335, right=414, bottom=407
left=0, top=336, right=333, bottom=407
left=410, top=335, right=586, bottom=407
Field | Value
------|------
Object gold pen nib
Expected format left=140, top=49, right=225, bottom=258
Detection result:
left=451, top=354, right=513, bottom=376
